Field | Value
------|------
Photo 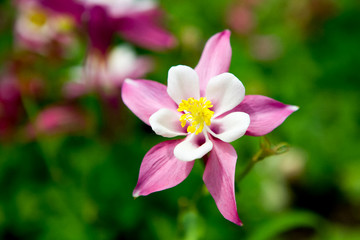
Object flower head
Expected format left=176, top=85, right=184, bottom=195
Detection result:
left=27, top=105, right=89, bottom=137
left=15, top=0, right=76, bottom=54
left=64, top=45, right=153, bottom=98
left=122, top=30, right=298, bottom=225
left=178, top=97, right=214, bottom=135
left=40, top=0, right=176, bottom=54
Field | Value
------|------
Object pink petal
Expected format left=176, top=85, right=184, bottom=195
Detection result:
left=121, top=79, right=177, bottom=125
left=231, top=95, right=299, bottom=136
left=88, top=6, right=114, bottom=54
left=40, top=0, right=85, bottom=24
left=133, top=140, right=194, bottom=197
left=115, top=9, right=176, bottom=51
left=195, top=30, right=232, bottom=95
left=203, top=138, right=242, bottom=225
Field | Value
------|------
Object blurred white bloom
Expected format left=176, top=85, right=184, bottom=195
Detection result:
left=15, top=0, right=75, bottom=53
left=64, top=44, right=152, bottom=97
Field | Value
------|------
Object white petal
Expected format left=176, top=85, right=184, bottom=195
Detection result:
left=208, top=112, right=250, bottom=142
left=174, top=133, right=213, bottom=161
left=82, top=0, right=156, bottom=17
left=149, top=109, right=186, bottom=138
left=107, top=44, right=137, bottom=79
left=167, top=65, right=200, bottom=104
left=206, top=73, right=245, bottom=117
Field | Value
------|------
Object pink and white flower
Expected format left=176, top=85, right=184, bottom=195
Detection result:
left=121, top=30, right=298, bottom=225
left=40, top=0, right=176, bottom=54
left=64, top=44, right=152, bottom=98
left=14, top=0, right=76, bottom=54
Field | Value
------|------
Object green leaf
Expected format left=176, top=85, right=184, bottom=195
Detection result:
left=248, top=211, right=322, bottom=240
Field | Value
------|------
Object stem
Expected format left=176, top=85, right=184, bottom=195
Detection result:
left=21, top=95, right=60, bottom=182
left=236, top=136, right=290, bottom=183
left=236, top=149, right=263, bottom=183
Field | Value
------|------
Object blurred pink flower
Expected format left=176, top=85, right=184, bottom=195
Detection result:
left=29, top=105, right=88, bottom=137
left=250, top=35, right=283, bottom=61
left=14, top=0, right=76, bottom=54
left=226, top=0, right=264, bottom=35
left=122, top=30, right=298, bottom=225
left=64, top=45, right=153, bottom=98
left=226, top=5, right=256, bottom=35
left=40, top=0, right=176, bottom=54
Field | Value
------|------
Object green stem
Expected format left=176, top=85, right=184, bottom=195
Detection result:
left=236, top=148, right=264, bottom=183
left=21, top=95, right=60, bottom=182
left=236, top=136, right=290, bottom=183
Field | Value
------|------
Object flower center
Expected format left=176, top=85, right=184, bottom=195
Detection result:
left=57, top=16, right=75, bottom=32
left=177, top=97, right=214, bottom=135
left=28, top=10, right=47, bottom=27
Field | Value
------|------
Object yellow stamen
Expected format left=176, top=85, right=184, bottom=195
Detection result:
left=28, top=9, right=47, bottom=27
left=57, top=16, right=74, bottom=32
left=177, top=97, right=214, bottom=135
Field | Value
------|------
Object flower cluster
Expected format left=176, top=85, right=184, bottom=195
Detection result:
left=39, top=0, right=176, bottom=54
left=4, top=0, right=175, bottom=138
left=3, top=0, right=298, bottom=227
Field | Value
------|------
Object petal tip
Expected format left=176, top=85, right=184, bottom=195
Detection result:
left=132, top=190, right=141, bottom=198
left=215, top=30, right=231, bottom=43
left=124, top=78, right=135, bottom=85
left=227, top=210, right=243, bottom=226
left=288, top=105, right=299, bottom=112
left=222, top=29, right=231, bottom=37
left=231, top=216, right=243, bottom=226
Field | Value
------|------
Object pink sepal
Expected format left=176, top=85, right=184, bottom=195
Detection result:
left=195, top=30, right=232, bottom=95
left=121, top=79, right=177, bottom=125
left=133, top=140, right=194, bottom=197
left=231, top=95, right=299, bottom=136
left=115, top=9, right=176, bottom=51
left=203, top=138, right=242, bottom=225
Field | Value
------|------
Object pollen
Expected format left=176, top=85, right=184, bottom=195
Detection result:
left=57, top=16, right=75, bottom=32
left=177, top=97, right=214, bottom=135
left=28, top=9, right=47, bottom=27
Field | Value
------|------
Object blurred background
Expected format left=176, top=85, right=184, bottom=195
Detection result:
left=0, top=0, right=360, bottom=239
